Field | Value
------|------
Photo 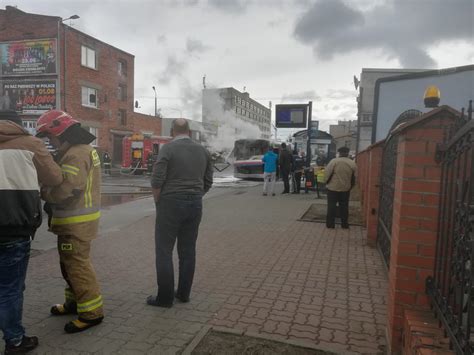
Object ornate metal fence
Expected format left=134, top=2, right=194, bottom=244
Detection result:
left=377, top=133, right=399, bottom=268
left=426, top=101, right=474, bottom=353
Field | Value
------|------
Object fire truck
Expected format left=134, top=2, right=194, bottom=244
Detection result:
left=121, top=133, right=171, bottom=174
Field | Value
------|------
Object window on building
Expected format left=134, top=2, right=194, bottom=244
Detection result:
left=235, top=107, right=238, bottom=114
left=89, top=127, right=98, bottom=146
left=117, top=85, right=127, bottom=101
left=118, top=109, right=127, bottom=126
left=81, top=46, right=97, bottom=69
left=118, top=60, right=127, bottom=76
left=81, top=86, right=98, bottom=108
left=362, top=113, right=372, bottom=122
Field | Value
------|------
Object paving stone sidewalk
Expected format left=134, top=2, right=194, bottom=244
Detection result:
left=10, top=184, right=387, bottom=354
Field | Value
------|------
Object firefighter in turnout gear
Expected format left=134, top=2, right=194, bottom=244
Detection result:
left=36, top=110, right=104, bottom=334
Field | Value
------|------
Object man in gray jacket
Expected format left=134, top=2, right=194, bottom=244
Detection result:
left=147, top=118, right=213, bottom=307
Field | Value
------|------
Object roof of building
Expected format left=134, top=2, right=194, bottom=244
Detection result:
left=361, top=68, right=429, bottom=73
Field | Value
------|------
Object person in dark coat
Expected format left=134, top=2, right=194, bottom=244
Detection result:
left=102, top=152, right=111, bottom=175
left=278, top=143, right=292, bottom=194
left=291, top=151, right=305, bottom=194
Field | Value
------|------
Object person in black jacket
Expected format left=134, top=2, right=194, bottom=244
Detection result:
left=279, top=143, right=292, bottom=194
left=102, top=151, right=111, bottom=175
left=291, top=151, right=305, bottom=194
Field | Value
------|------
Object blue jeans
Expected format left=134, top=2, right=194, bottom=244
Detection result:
left=155, top=195, right=203, bottom=304
left=0, top=240, right=30, bottom=345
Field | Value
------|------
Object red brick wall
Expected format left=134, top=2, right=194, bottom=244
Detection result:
left=365, top=144, right=384, bottom=246
left=402, top=310, right=452, bottom=355
left=132, top=113, right=162, bottom=136
left=355, top=149, right=369, bottom=224
left=0, top=6, right=59, bottom=40
left=60, top=26, right=136, bottom=157
left=356, top=140, right=384, bottom=246
left=0, top=6, right=161, bottom=163
left=386, top=110, right=456, bottom=353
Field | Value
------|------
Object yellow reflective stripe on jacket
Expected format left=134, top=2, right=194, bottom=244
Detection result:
left=91, top=149, right=101, bottom=167
left=84, top=170, right=93, bottom=208
left=51, top=211, right=101, bottom=225
left=52, top=206, right=99, bottom=218
left=62, top=164, right=79, bottom=173
left=61, top=167, right=78, bottom=176
left=77, top=295, right=103, bottom=313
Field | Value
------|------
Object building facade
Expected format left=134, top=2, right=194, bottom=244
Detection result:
left=356, top=68, right=426, bottom=152
left=329, top=120, right=357, bottom=155
left=0, top=6, right=161, bottom=164
left=202, top=87, right=271, bottom=140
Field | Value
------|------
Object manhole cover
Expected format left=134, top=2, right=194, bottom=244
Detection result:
left=190, top=329, right=335, bottom=355
left=299, top=203, right=363, bottom=226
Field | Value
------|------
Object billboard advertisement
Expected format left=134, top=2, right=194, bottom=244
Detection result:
left=373, top=65, right=474, bottom=142
left=0, top=39, right=57, bottom=76
left=275, top=104, right=308, bottom=128
left=0, top=80, right=57, bottom=114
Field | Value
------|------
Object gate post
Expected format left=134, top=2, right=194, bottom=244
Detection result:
left=385, top=107, right=457, bottom=353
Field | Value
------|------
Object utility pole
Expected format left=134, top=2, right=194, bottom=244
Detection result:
left=152, top=86, right=157, bottom=117
left=57, top=14, right=79, bottom=110
left=306, top=101, right=312, bottom=167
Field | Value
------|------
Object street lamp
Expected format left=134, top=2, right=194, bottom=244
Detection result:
left=63, top=14, right=80, bottom=22
left=152, top=86, right=157, bottom=117
left=57, top=14, right=80, bottom=110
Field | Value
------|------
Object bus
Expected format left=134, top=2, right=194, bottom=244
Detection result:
left=233, top=139, right=276, bottom=179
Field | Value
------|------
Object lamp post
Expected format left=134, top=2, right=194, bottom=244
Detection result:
left=152, top=86, right=157, bottom=117
left=57, top=14, right=79, bottom=110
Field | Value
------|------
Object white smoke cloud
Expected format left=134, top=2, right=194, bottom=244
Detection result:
left=202, top=89, right=261, bottom=155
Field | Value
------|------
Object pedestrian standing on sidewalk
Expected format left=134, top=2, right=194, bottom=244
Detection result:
left=262, top=146, right=278, bottom=196
left=291, top=150, right=305, bottom=194
left=279, top=143, right=292, bottom=194
left=37, top=110, right=104, bottom=333
left=0, top=110, right=63, bottom=354
left=324, top=146, right=357, bottom=229
left=148, top=118, right=213, bottom=307
left=102, top=151, right=111, bottom=175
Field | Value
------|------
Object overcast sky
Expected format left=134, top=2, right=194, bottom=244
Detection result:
left=9, top=0, right=474, bottom=138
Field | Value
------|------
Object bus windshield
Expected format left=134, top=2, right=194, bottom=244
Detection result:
left=234, top=139, right=270, bottom=161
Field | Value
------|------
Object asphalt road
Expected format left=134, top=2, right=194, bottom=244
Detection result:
left=32, top=173, right=261, bottom=252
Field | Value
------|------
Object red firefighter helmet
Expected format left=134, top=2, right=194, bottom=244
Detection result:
left=36, top=110, right=79, bottom=137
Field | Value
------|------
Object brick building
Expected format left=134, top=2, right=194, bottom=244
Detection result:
left=0, top=6, right=161, bottom=164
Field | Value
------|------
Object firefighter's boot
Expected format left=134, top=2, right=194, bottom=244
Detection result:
left=64, top=317, right=104, bottom=334
left=50, top=303, right=77, bottom=316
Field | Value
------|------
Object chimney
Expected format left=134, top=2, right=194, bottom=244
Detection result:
left=6, top=5, right=24, bottom=14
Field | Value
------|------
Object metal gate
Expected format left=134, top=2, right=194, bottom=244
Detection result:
left=377, top=133, right=399, bottom=268
left=426, top=101, right=474, bottom=353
